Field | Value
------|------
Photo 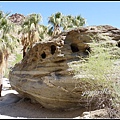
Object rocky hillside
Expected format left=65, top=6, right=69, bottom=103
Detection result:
left=8, top=13, right=25, bottom=25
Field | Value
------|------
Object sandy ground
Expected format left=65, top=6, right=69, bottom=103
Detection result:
left=0, top=78, right=87, bottom=119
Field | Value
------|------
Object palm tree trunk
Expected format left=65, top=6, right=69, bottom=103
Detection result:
left=0, top=85, right=2, bottom=97
left=0, top=50, right=8, bottom=97
left=0, top=50, right=3, bottom=97
left=0, top=60, right=3, bottom=97
left=23, top=46, right=26, bottom=58
left=0, top=74, right=3, bottom=97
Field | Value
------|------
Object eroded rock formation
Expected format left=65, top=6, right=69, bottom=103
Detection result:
left=9, top=25, right=120, bottom=110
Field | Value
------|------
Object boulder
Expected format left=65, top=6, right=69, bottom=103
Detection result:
left=9, top=25, right=120, bottom=110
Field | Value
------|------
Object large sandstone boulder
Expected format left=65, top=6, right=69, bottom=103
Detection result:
left=9, top=25, right=120, bottom=110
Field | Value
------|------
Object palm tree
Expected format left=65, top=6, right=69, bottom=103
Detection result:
left=48, top=12, right=86, bottom=36
left=38, top=24, right=50, bottom=41
left=61, top=15, right=74, bottom=30
left=19, top=13, right=42, bottom=57
left=48, top=12, right=62, bottom=37
left=61, top=14, right=86, bottom=30
left=73, top=15, right=86, bottom=27
left=0, top=11, right=19, bottom=97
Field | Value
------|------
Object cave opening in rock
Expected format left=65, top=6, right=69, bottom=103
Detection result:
left=117, top=41, right=120, bottom=48
left=41, top=52, right=46, bottom=59
left=51, top=45, right=56, bottom=55
left=70, top=43, right=79, bottom=52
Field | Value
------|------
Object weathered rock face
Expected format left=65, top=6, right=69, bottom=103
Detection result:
left=9, top=25, right=120, bottom=110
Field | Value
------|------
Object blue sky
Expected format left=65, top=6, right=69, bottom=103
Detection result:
left=0, top=1, right=120, bottom=28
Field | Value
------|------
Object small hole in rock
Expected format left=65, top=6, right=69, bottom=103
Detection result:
left=41, top=52, right=46, bottom=59
left=70, top=43, right=79, bottom=52
left=51, top=45, right=56, bottom=55
left=90, top=27, right=95, bottom=30
left=117, top=41, right=120, bottom=48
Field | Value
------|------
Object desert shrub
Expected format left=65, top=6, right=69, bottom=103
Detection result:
left=68, top=39, right=120, bottom=118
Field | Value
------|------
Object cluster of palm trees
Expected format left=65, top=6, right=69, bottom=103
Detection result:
left=0, top=10, right=86, bottom=96
left=0, top=10, right=20, bottom=96
left=48, top=12, right=86, bottom=36
left=21, top=12, right=86, bottom=57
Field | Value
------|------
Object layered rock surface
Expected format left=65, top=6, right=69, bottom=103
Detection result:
left=9, top=25, right=120, bottom=110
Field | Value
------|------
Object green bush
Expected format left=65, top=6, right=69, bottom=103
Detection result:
left=68, top=39, right=120, bottom=118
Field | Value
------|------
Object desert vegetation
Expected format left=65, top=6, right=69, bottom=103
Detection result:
left=68, top=38, right=120, bottom=118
